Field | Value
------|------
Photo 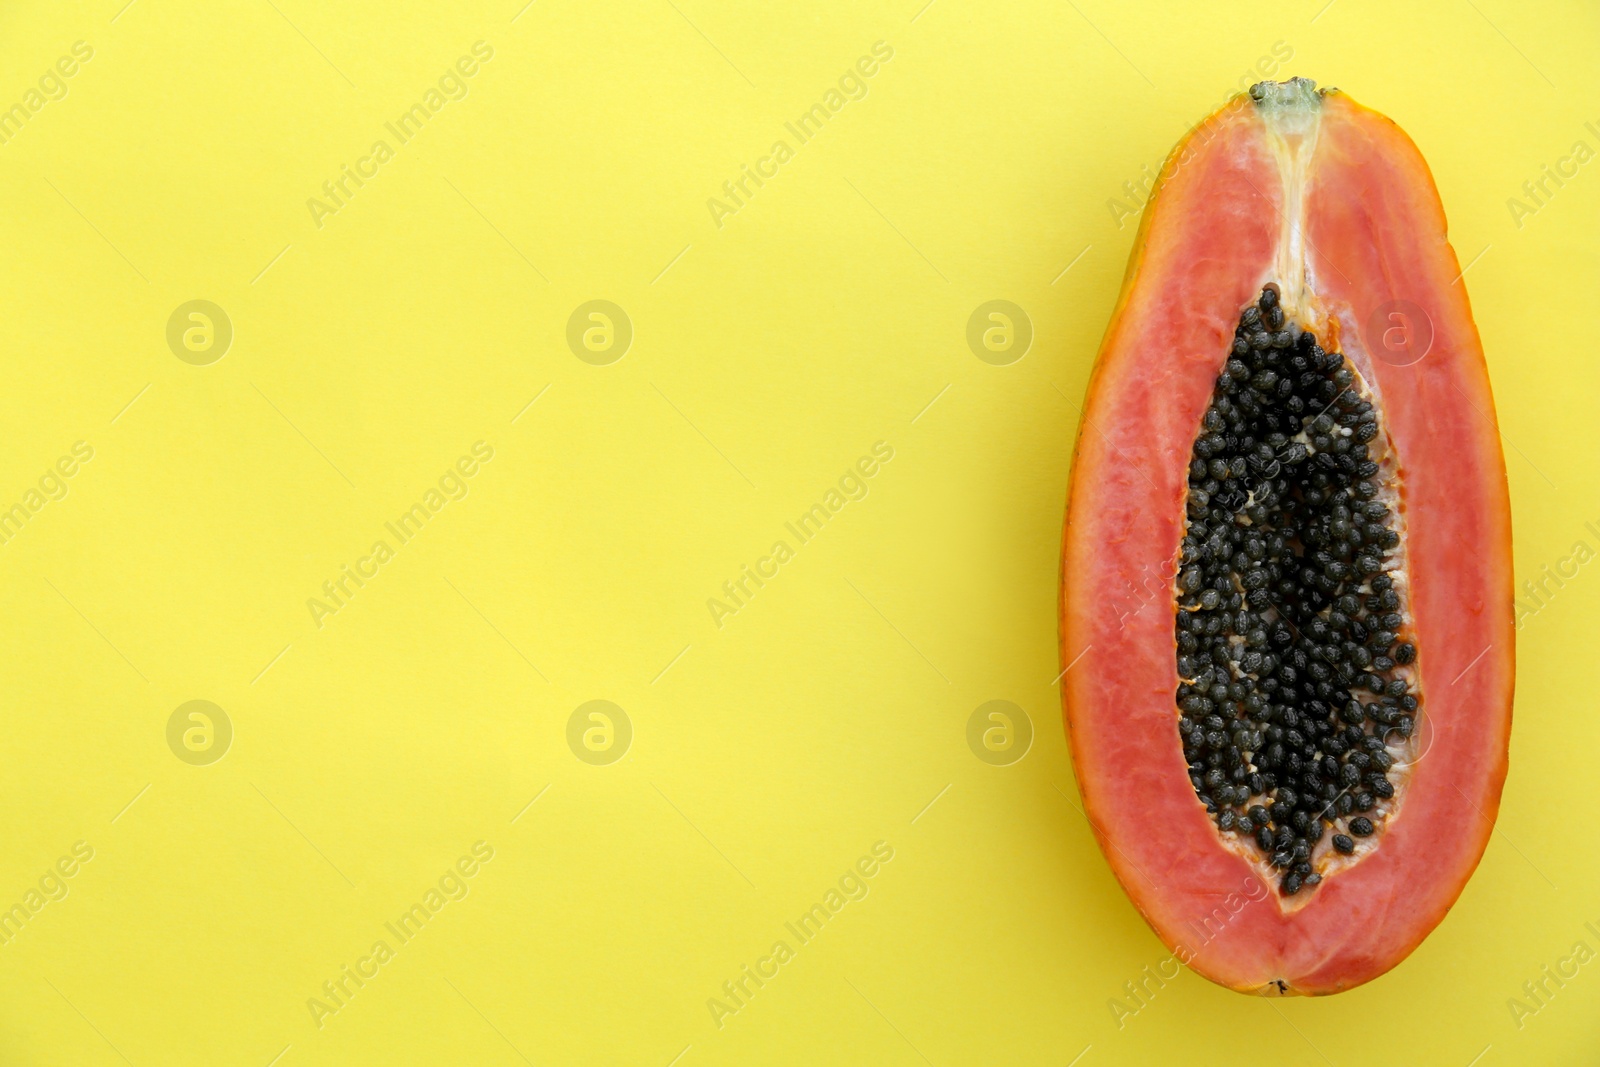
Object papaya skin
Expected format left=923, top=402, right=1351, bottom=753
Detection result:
left=1059, top=81, right=1512, bottom=995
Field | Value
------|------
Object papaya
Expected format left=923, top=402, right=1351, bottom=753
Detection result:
left=1060, top=79, right=1513, bottom=995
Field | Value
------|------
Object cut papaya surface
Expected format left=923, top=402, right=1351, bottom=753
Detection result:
left=1060, top=79, right=1513, bottom=995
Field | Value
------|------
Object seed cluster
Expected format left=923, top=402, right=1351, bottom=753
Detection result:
left=1175, top=287, right=1416, bottom=897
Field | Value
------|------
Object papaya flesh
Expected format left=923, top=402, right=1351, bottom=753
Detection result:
left=1060, top=79, right=1513, bottom=995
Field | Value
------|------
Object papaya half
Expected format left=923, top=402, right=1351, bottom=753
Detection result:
left=1060, top=78, right=1513, bottom=995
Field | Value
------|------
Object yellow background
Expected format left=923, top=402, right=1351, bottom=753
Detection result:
left=0, top=0, right=1596, bottom=1063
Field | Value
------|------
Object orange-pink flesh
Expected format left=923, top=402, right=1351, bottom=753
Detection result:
left=1061, top=89, right=1512, bottom=995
